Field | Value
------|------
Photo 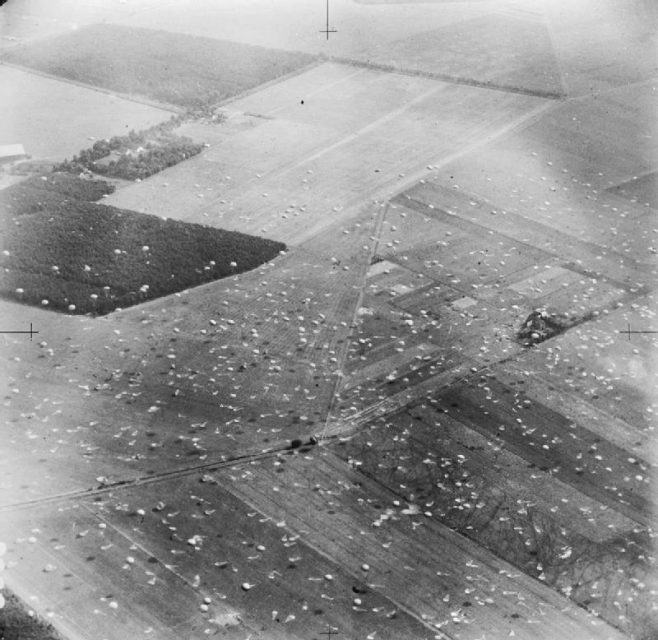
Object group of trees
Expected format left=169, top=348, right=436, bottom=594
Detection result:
left=54, top=116, right=203, bottom=181
left=97, top=138, right=202, bottom=181
left=1, top=195, right=286, bottom=316
left=0, top=173, right=114, bottom=216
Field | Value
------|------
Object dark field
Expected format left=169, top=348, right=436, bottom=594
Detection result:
left=0, top=591, right=63, bottom=640
left=0, top=173, right=115, bottom=216
left=1, top=23, right=316, bottom=108
left=0, top=176, right=285, bottom=315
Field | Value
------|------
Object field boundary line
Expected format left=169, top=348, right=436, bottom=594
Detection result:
left=256, top=64, right=367, bottom=119
left=294, top=97, right=556, bottom=252
left=0, top=439, right=319, bottom=513
left=280, top=83, right=443, bottom=168
left=563, top=75, right=658, bottom=103
left=215, top=457, right=455, bottom=640
left=607, top=167, right=658, bottom=192
left=0, top=55, right=323, bottom=123
left=212, top=58, right=324, bottom=110
left=322, top=357, right=483, bottom=438
left=395, top=192, right=653, bottom=276
left=493, top=361, right=653, bottom=456
left=320, top=202, right=390, bottom=440
left=218, top=453, right=626, bottom=640
left=325, top=55, right=566, bottom=100
left=190, top=80, right=442, bottom=234
left=151, top=72, right=555, bottom=250
left=0, top=574, right=99, bottom=640
left=0, top=60, right=181, bottom=115
left=538, top=0, right=568, bottom=98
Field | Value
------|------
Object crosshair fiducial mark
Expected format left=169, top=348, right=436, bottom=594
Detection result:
left=0, top=322, right=39, bottom=341
left=620, top=323, right=658, bottom=341
left=319, top=0, right=337, bottom=40
left=319, top=630, right=340, bottom=640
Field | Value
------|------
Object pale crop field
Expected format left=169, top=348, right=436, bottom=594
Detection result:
left=0, top=65, right=173, bottom=160
left=105, top=62, right=548, bottom=247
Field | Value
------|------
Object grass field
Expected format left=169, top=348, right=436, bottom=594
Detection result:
left=352, top=13, right=564, bottom=96
left=0, top=66, right=174, bottom=160
left=218, top=451, right=627, bottom=640
left=609, top=171, right=658, bottom=208
left=105, top=62, right=549, bottom=247
left=332, top=392, right=656, bottom=637
left=1, top=23, right=316, bottom=108
left=328, top=172, right=655, bottom=638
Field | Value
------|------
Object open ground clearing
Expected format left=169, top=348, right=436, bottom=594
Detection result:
left=0, top=197, right=385, bottom=505
left=1, top=1, right=656, bottom=639
left=217, top=450, right=627, bottom=640
left=105, top=62, right=549, bottom=246
left=105, top=0, right=656, bottom=100
left=112, top=0, right=489, bottom=61
left=332, top=389, right=655, bottom=636
left=609, top=172, right=658, bottom=209
left=0, top=65, right=173, bottom=160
